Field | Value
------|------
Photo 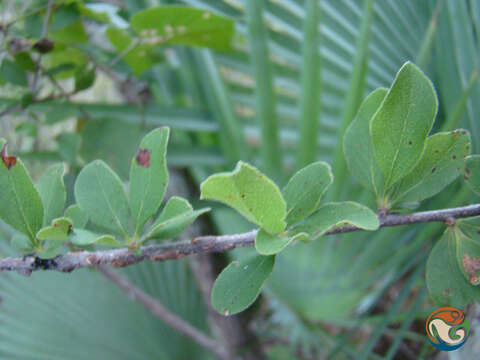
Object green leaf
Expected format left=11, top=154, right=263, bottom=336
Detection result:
left=49, top=20, right=87, bottom=44
left=211, top=254, right=275, bottom=315
left=57, top=132, right=81, bottom=164
left=344, top=88, right=387, bottom=196
left=0, top=140, right=43, bottom=241
left=64, top=204, right=88, bottom=229
left=37, top=241, right=64, bottom=259
left=200, top=161, right=286, bottom=234
left=74, top=160, right=130, bottom=237
left=454, top=223, right=480, bottom=285
left=50, top=3, right=81, bottom=32
left=106, top=27, right=159, bottom=76
left=390, top=130, right=471, bottom=205
left=282, top=161, right=333, bottom=225
left=35, top=163, right=66, bottom=226
left=11, top=234, right=34, bottom=254
left=292, top=202, right=379, bottom=241
left=13, top=52, right=36, bottom=71
left=146, top=196, right=209, bottom=241
left=465, top=155, right=480, bottom=195
left=255, top=229, right=308, bottom=256
left=0, top=59, right=28, bottom=87
left=130, top=127, right=169, bottom=236
left=371, top=62, right=438, bottom=189
left=130, top=7, right=234, bottom=51
left=74, top=66, right=96, bottom=92
left=69, top=228, right=116, bottom=246
left=36, top=217, right=73, bottom=241
left=426, top=227, right=480, bottom=307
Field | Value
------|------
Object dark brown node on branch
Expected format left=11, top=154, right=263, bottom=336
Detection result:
left=135, top=149, right=151, bottom=167
left=1, top=144, right=17, bottom=170
left=444, top=217, right=456, bottom=227
left=33, top=38, right=55, bottom=53
left=377, top=207, right=388, bottom=217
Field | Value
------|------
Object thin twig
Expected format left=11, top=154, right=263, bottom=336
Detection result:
left=1, top=203, right=480, bottom=275
left=30, top=0, right=54, bottom=94
left=97, top=265, right=231, bottom=360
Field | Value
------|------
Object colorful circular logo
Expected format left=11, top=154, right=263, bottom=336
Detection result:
left=426, top=307, right=469, bottom=351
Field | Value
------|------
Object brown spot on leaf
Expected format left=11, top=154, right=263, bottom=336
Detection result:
left=452, top=155, right=457, bottom=160
left=241, top=194, right=246, bottom=199
left=136, top=149, right=151, bottom=167
left=462, top=254, right=480, bottom=285
left=408, top=140, right=413, bottom=145
left=1, top=144, right=17, bottom=170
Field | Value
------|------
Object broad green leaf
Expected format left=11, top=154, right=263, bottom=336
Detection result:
left=130, top=7, right=234, bottom=51
left=57, top=132, right=81, bottom=164
left=200, top=161, right=286, bottom=234
left=130, top=127, right=169, bottom=236
left=64, top=204, right=88, bottom=229
left=69, top=229, right=116, bottom=246
left=455, top=221, right=480, bottom=285
left=37, top=241, right=64, bottom=259
left=74, top=66, right=96, bottom=92
left=211, top=254, right=275, bottom=315
left=106, top=27, right=160, bottom=76
left=0, top=140, right=43, bottom=241
left=11, top=234, right=34, bottom=253
left=344, top=88, right=387, bottom=196
left=37, top=218, right=73, bottom=241
left=74, top=160, right=130, bottom=237
left=36, top=163, right=66, bottom=226
left=44, top=45, right=87, bottom=78
left=13, top=52, right=36, bottom=71
left=50, top=3, right=80, bottom=32
left=146, top=197, right=209, bottom=241
left=0, top=59, right=27, bottom=87
left=292, top=202, right=379, bottom=241
left=465, top=155, right=480, bottom=195
left=426, top=228, right=480, bottom=307
left=49, top=20, right=87, bottom=44
left=390, top=130, right=471, bottom=205
left=371, top=62, right=438, bottom=189
left=282, top=162, right=333, bottom=225
left=255, top=230, right=308, bottom=256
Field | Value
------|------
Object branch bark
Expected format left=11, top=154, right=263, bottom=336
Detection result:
left=97, top=265, right=231, bottom=360
left=1, top=203, right=479, bottom=275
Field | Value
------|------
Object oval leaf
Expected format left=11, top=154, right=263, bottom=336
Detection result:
left=391, top=130, right=471, bottom=205
left=344, top=88, right=387, bottom=196
left=465, top=155, right=480, bottom=195
left=426, top=228, right=480, bottom=307
left=146, top=196, right=209, bottom=241
left=371, top=62, right=438, bottom=189
left=200, top=161, right=286, bottom=234
left=37, top=217, right=73, bottom=241
left=292, top=201, right=379, bottom=241
left=130, top=7, right=235, bottom=51
left=70, top=228, right=116, bottom=246
left=130, top=127, right=169, bottom=236
left=282, top=161, right=333, bottom=225
left=36, top=163, right=66, bottom=226
left=74, top=160, right=130, bottom=237
left=0, top=140, right=43, bottom=241
left=64, top=204, right=88, bottom=229
left=255, top=229, right=308, bottom=255
left=211, top=254, right=275, bottom=315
